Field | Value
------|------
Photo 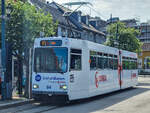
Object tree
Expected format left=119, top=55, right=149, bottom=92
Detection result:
left=4, top=0, right=57, bottom=52
left=105, top=21, right=142, bottom=53
left=1, top=0, right=58, bottom=54
left=0, top=0, right=58, bottom=95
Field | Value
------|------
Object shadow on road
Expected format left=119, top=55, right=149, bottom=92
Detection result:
left=59, top=86, right=150, bottom=113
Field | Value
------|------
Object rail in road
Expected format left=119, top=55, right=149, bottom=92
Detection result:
left=0, top=102, right=60, bottom=113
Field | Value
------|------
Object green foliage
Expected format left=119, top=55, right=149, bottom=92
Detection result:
left=105, top=21, right=142, bottom=53
left=0, top=0, right=57, bottom=56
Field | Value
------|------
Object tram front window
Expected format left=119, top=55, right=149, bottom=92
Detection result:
left=34, top=48, right=68, bottom=73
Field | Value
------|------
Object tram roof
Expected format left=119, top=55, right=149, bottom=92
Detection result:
left=34, top=37, right=137, bottom=58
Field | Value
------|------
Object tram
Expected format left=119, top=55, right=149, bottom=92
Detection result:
left=32, top=37, right=138, bottom=102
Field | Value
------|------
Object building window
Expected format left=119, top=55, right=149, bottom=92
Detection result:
left=144, top=57, right=150, bottom=69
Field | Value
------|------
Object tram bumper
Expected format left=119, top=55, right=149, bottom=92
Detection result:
left=32, top=91, right=69, bottom=102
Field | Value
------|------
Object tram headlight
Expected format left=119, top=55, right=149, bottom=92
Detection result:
left=33, top=84, right=39, bottom=89
left=60, top=85, right=67, bottom=90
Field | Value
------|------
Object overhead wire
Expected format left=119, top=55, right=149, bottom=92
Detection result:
left=86, top=4, right=108, bottom=20
left=74, top=0, right=108, bottom=20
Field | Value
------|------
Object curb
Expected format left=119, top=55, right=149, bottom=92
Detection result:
left=139, top=75, right=150, bottom=77
left=0, top=99, right=34, bottom=110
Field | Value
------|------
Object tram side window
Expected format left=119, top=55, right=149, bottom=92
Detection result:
left=130, top=61, right=134, bottom=70
left=90, top=51, right=97, bottom=70
left=108, top=58, right=113, bottom=69
left=123, top=57, right=128, bottom=70
left=90, top=56, right=97, bottom=70
left=113, top=55, right=118, bottom=70
left=123, top=61, right=126, bottom=69
left=129, top=59, right=133, bottom=70
left=130, top=60, right=137, bottom=70
left=123, top=60, right=129, bottom=69
left=103, top=57, right=108, bottom=69
left=123, top=57, right=137, bottom=70
left=70, top=49, right=82, bottom=70
left=97, top=57, right=104, bottom=69
left=89, top=51, right=119, bottom=70
left=113, top=59, right=118, bottom=70
left=108, top=54, right=113, bottom=69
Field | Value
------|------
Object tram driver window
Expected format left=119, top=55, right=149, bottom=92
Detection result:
left=70, top=49, right=82, bottom=70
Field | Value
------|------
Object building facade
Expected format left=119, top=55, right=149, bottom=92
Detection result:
left=30, top=0, right=106, bottom=44
left=139, top=23, right=150, bottom=43
left=137, top=23, right=150, bottom=72
left=121, top=19, right=137, bottom=28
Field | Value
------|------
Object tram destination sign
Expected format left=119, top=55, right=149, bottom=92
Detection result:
left=40, top=40, right=62, bottom=46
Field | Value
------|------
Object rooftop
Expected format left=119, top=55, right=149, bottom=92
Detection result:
left=31, top=0, right=105, bottom=36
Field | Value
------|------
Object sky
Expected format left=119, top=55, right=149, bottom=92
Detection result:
left=47, top=0, right=150, bottom=22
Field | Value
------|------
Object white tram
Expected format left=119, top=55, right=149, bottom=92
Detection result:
left=32, top=37, right=138, bottom=102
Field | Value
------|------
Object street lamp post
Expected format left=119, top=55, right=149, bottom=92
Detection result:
left=1, top=0, right=12, bottom=100
left=1, top=0, right=7, bottom=100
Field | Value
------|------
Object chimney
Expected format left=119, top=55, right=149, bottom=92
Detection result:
left=47, top=1, right=49, bottom=4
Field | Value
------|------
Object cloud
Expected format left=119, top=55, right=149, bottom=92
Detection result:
left=48, top=0, right=150, bottom=22
left=93, top=0, right=150, bottom=22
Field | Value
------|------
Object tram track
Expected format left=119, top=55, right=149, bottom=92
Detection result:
left=0, top=102, right=52, bottom=113
left=0, top=102, right=61, bottom=113
left=0, top=103, right=36, bottom=113
left=0, top=98, right=66, bottom=113
left=13, top=103, right=63, bottom=113
left=12, top=103, right=42, bottom=113
left=33, top=106, right=59, bottom=113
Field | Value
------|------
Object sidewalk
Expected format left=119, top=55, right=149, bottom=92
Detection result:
left=139, top=75, right=150, bottom=77
left=0, top=96, right=32, bottom=110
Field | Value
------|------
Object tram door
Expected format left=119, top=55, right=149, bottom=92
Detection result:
left=69, top=49, right=82, bottom=90
left=12, top=58, right=18, bottom=97
left=69, top=48, right=87, bottom=99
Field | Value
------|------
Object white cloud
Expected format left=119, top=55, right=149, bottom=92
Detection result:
left=47, top=0, right=150, bottom=22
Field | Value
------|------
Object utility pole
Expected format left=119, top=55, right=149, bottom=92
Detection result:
left=1, top=0, right=7, bottom=100
left=110, top=14, right=112, bottom=24
left=116, top=24, right=119, bottom=43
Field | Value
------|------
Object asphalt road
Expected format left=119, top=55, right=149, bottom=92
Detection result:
left=0, top=76, right=150, bottom=113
